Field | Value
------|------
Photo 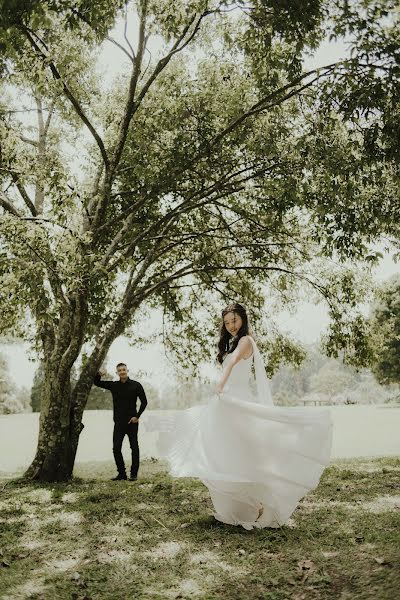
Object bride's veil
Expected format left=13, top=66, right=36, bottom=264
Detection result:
left=248, top=335, right=274, bottom=407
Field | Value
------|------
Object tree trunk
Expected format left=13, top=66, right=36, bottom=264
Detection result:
left=25, top=341, right=114, bottom=481
left=24, top=414, right=82, bottom=482
left=24, top=368, right=83, bottom=482
left=25, top=306, right=128, bottom=481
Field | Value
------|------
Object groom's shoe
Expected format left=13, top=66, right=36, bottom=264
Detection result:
left=129, top=475, right=138, bottom=481
left=111, top=474, right=127, bottom=481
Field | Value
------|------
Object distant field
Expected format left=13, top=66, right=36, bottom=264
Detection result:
left=0, top=406, right=399, bottom=476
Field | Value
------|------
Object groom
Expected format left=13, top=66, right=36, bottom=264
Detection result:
left=94, top=363, right=148, bottom=481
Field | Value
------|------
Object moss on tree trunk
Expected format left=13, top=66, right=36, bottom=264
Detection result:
left=24, top=370, right=86, bottom=481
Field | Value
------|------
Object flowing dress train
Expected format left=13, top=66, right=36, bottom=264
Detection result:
left=158, top=337, right=332, bottom=530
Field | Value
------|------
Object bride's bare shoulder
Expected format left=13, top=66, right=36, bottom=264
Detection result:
left=238, top=335, right=253, bottom=357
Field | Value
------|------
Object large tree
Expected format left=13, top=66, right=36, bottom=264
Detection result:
left=369, top=274, right=400, bottom=385
left=0, top=0, right=399, bottom=480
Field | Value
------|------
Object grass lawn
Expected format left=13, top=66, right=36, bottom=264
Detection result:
left=0, top=458, right=399, bottom=600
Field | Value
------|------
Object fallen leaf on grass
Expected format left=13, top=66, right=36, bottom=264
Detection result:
left=297, top=559, right=316, bottom=583
left=297, top=559, right=315, bottom=571
left=238, top=549, right=246, bottom=556
left=263, top=552, right=279, bottom=558
left=1, top=560, right=10, bottom=567
left=321, top=551, right=339, bottom=559
left=374, top=557, right=390, bottom=565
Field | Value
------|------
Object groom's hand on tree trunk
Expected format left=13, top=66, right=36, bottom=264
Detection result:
left=128, top=417, right=139, bottom=424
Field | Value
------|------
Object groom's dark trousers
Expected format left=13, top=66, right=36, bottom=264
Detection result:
left=93, top=374, right=148, bottom=477
left=113, top=422, right=139, bottom=477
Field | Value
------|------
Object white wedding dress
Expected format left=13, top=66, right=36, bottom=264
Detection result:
left=158, top=337, right=332, bottom=530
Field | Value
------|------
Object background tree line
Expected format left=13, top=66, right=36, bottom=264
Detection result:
left=1, top=343, right=397, bottom=414
left=2, top=273, right=399, bottom=413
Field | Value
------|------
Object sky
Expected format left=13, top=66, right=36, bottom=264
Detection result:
left=2, top=10, right=399, bottom=389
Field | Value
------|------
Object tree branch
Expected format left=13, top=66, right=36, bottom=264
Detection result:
left=136, top=263, right=329, bottom=307
left=107, top=36, right=135, bottom=65
left=0, top=191, right=22, bottom=217
left=43, top=97, right=56, bottom=138
left=132, top=11, right=206, bottom=112
left=100, top=158, right=279, bottom=267
left=95, top=7, right=212, bottom=229
left=91, top=1, right=148, bottom=230
left=98, top=162, right=250, bottom=265
left=21, top=26, right=109, bottom=169
left=34, top=95, right=46, bottom=214
left=58, top=292, right=87, bottom=376
left=123, top=7, right=136, bottom=61
left=19, top=134, right=38, bottom=147
left=119, top=216, right=178, bottom=305
left=11, top=174, right=37, bottom=216
left=19, top=215, right=81, bottom=237
left=109, top=1, right=148, bottom=173
left=208, top=64, right=340, bottom=149
left=95, top=219, right=180, bottom=343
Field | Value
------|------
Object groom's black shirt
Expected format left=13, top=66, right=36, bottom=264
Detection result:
left=93, top=375, right=148, bottom=424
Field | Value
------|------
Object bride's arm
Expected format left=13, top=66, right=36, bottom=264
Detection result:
left=216, top=336, right=253, bottom=394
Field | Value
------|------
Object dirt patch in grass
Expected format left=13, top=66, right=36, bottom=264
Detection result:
left=0, top=457, right=399, bottom=600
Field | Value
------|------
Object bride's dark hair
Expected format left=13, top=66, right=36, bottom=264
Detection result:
left=217, top=303, right=249, bottom=364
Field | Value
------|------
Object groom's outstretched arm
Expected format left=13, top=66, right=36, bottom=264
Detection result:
left=93, top=372, right=113, bottom=390
left=137, top=384, right=148, bottom=418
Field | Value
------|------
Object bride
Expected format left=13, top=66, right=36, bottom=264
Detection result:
left=158, top=303, right=333, bottom=530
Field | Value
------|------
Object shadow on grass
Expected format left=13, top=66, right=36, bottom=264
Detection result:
left=0, top=458, right=399, bottom=600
